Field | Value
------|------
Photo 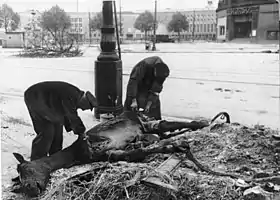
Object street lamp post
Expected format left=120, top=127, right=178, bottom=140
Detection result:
left=94, top=0, right=123, bottom=119
left=152, top=0, right=157, bottom=51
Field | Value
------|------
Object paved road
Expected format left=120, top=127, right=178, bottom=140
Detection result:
left=0, top=45, right=279, bottom=129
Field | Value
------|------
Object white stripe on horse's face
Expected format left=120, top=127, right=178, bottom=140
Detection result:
left=16, top=165, right=23, bottom=183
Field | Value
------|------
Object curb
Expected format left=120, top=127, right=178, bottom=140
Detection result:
left=121, top=50, right=279, bottom=54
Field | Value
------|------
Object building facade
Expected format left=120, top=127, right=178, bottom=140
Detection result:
left=216, top=0, right=279, bottom=42
left=18, top=8, right=217, bottom=43
left=2, top=32, right=25, bottom=48
left=155, top=9, right=217, bottom=40
left=67, top=12, right=91, bottom=42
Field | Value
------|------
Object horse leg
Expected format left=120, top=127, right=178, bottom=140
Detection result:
left=106, top=139, right=188, bottom=162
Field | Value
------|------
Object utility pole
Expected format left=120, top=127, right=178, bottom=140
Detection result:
left=88, top=11, right=92, bottom=45
left=77, top=0, right=79, bottom=12
left=192, top=10, right=195, bottom=41
left=76, top=0, right=79, bottom=45
left=119, top=0, right=122, bottom=44
left=152, top=0, right=157, bottom=51
left=277, top=0, right=279, bottom=49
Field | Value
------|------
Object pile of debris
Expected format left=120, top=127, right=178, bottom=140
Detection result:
left=37, top=123, right=280, bottom=200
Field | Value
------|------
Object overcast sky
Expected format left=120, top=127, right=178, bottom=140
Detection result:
left=2, top=0, right=218, bottom=13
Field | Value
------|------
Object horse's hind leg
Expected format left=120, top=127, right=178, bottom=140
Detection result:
left=106, top=139, right=189, bottom=162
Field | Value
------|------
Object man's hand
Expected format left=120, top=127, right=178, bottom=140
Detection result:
left=130, top=98, right=138, bottom=111
left=64, top=116, right=72, bottom=132
left=144, top=101, right=152, bottom=113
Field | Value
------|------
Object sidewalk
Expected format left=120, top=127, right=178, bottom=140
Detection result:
left=120, top=42, right=279, bottom=53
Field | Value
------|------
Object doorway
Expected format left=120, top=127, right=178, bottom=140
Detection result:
left=234, top=21, right=251, bottom=38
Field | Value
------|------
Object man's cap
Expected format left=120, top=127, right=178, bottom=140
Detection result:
left=85, top=91, right=98, bottom=110
left=154, top=63, right=170, bottom=78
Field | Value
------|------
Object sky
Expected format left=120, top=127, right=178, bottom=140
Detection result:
left=1, top=0, right=218, bottom=13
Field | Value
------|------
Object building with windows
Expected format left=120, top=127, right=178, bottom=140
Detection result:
left=18, top=8, right=217, bottom=43
left=156, top=9, right=217, bottom=40
left=216, top=0, right=279, bottom=42
left=67, top=12, right=90, bottom=42
left=183, top=9, right=217, bottom=40
left=117, top=9, right=217, bottom=41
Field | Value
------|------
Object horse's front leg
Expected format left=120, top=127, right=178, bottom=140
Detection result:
left=141, top=120, right=208, bottom=140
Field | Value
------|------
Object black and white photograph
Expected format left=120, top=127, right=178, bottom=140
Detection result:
left=0, top=0, right=280, bottom=199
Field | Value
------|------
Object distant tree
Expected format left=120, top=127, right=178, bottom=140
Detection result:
left=40, top=5, right=73, bottom=52
left=0, top=4, right=20, bottom=32
left=89, top=12, right=102, bottom=31
left=24, top=12, right=43, bottom=48
left=134, top=11, right=155, bottom=41
left=167, top=12, right=188, bottom=42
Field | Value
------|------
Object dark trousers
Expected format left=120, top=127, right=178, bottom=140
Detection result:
left=27, top=107, right=63, bottom=161
left=124, top=93, right=162, bottom=120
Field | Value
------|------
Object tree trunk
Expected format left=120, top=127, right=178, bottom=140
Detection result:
left=4, top=17, right=8, bottom=33
left=178, top=31, right=181, bottom=42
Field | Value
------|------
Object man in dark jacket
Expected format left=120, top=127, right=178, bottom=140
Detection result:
left=124, top=56, right=170, bottom=120
left=24, top=81, right=98, bottom=161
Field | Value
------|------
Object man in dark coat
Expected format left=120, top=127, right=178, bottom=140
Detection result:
left=24, top=81, right=98, bottom=161
left=124, top=56, right=170, bottom=120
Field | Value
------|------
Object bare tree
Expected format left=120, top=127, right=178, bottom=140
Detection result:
left=0, top=4, right=20, bottom=32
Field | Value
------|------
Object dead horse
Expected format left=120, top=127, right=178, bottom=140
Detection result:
left=12, top=111, right=231, bottom=197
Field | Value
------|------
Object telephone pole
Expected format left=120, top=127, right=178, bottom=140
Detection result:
left=192, top=10, right=195, bottom=41
left=88, top=12, right=92, bottom=45
left=152, top=0, right=157, bottom=51
left=76, top=0, right=79, bottom=44
left=119, top=0, right=122, bottom=43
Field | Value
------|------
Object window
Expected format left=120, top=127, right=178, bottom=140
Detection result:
left=74, top=18, right=78, bottom=22
left=79, top=18, right=82, bottom=22
left=219, top=26, right=225, bottom=35
left=200, top=24, right=203, bottom=32
left=93, top=33, right=96, bottom=37
left=79, top=23, right=82, bottom=27
left=211, top=24, right=214, bottom=32
left=126, top=33, right=133, bottom=38
left=196, top=24, right=199, bottom=32
left=204, top=24, right=206, bottom=32
left=267, top=31, right=279, bottom=40
left=207, top=24, right=210, bottom=32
